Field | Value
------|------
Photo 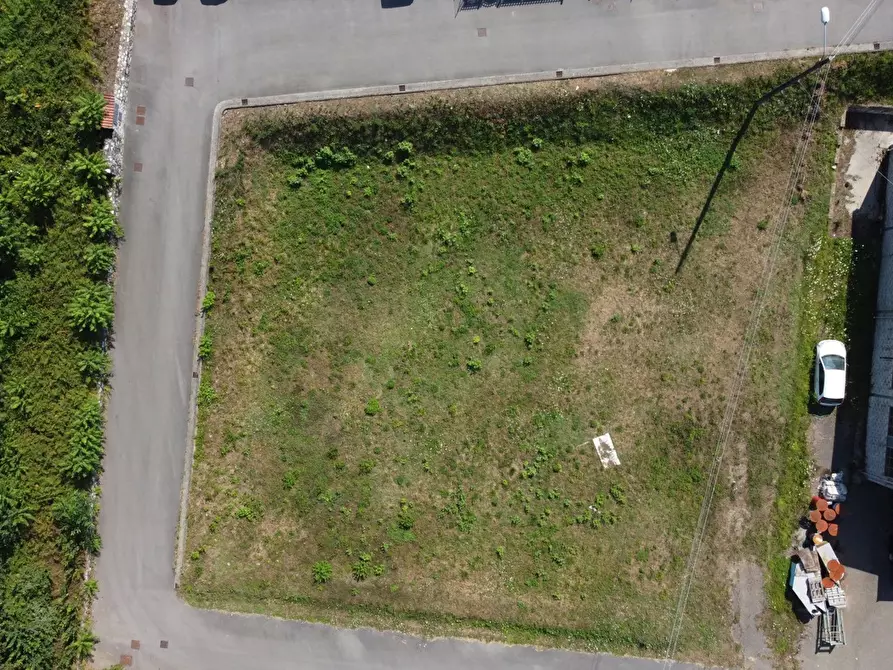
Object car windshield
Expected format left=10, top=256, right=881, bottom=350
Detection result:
left=822, top=354, right=845, bottom=371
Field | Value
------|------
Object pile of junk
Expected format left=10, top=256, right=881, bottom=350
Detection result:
left=788, top=472, right=848, bottom=651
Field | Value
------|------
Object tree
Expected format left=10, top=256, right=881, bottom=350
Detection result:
left=67, top=282, right=114, bottom=333
left=70, top=91, right=106, bottom=132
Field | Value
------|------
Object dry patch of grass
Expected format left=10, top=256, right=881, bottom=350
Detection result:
left=183, top=70, right=837, bottom=664
left=89, top=0, right=123, bottom=90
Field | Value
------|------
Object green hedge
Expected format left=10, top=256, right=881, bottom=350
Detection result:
left=0, top=0, right=117, bottom=667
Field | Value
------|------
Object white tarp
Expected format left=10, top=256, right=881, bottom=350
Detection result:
left=593, top=433, right=620, bottom=469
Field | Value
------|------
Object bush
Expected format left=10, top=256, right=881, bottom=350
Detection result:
left=202, top=290, right=216, bottom=312
left=312, top=560, right=333, bottom=584
left=0, top=557, right=60, bottom=670
left=13, top=164, right=58, bottom=209
left=198, top=333, right=213, bottom=360
left=52, top=489, right=99, bottom=554
left=62, top=397, right=104, bottom=481
left=395, top=140, right=413, bottom=160
left=0, top=481, right=34, bottom=557
left=83, top=200, right=120, bottom=240
left=364, top=398, right=381, bottom=416
left=82, top=242, right=116, bottom=276
left=68, top=282, right=114, bottom=333
left=77, top=347, right=111, bottom=383
left=69, top=151, right=110, bottom=185
left=70, top=91, right=106, bottom=131
left=352, top=553, right=372, bottom=581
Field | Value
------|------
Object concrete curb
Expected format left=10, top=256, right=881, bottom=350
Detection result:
left=172, top=41, right=892, bottom=586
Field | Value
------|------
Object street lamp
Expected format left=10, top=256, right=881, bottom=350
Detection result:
left=821, top=7, right=831, bottom=56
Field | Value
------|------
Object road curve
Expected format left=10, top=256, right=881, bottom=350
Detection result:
left=93, top=0, right=893, bottom=668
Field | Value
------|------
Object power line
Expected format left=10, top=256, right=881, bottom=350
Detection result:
left=661, top=1, right=884, bottom=664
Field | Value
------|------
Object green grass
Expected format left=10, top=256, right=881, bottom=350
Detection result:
left=762, top=145, right=881, bottom=660
left=0, top=0, right=116, bottom=667
left=179, top=61, right=868, bottom=665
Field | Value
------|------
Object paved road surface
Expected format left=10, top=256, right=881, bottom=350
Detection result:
left=94, top=0, right=893, bottom=667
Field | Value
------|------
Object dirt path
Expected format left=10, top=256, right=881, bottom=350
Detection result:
left=732, top=563, right=773, bottom=670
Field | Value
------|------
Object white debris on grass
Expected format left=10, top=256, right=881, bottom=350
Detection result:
left=593, top=433, right=620, bottom=469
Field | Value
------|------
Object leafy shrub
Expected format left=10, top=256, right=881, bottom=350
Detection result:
left=610, top=484, right=627, bottom=505
left=514, top=147, right=533, bottom=167
left=61, top=397, right=104, bottom=481
left=282, top=469, right=299, bottom=489
left=82, top=242, right=116, bottom=276
left=83, top=200, right=120, bottom=240
left=364, top=398, right=381, bottom=416
left=202, top=290, right=216, bottom=312
left=234, top=498, right=264, bottom=521
left=70, top=91, right=106, bottom=131
left=0, top=480, right=34, bottom=556
left=13, top=164, right=58, bottom=208
left=70, top=624, right=98, bottom=662
left=68, top=282, right=114, bottom=333
left=312, top=560, right=333, bottom=584
left=52, top=489, right=99, bottom=554
left=69, top=151, right=110, bottom=185
left=358, top=459, right=376, bottom=474
left=198, top=333, right=213, bottom=360
left=77, top=347, right=111, bottom=383
left=396, top=498, right=415, bottom=530
left=0, top=557, right=60, bottom=670
left=314, top=146, right=356, bottom=169
left=395, top=140, right=413, bottom=160
left=197, top=379, right=217, bottom=407
left=590, top=242, right=607, bottom=259
left=466, top=358, right=482, bottom=373
left=351, top=553, right=372, bottom=580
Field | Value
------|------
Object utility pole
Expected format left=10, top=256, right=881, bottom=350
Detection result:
left=822, top=7, right=831, bottom=56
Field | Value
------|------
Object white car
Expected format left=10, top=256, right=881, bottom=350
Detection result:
left=814, top=340, right=847, bottom=407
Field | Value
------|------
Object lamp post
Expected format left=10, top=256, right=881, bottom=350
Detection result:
left=821, top=7, right=831, bottom=56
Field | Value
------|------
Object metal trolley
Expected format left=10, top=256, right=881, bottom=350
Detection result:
left=816, top=608, right=846, bottom=652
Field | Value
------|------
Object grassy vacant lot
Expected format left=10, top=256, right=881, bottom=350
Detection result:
left=183, top=60, right=890, bottom=663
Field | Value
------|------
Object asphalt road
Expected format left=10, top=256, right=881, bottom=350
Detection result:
left=93, top=0, right=893, bottom=668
